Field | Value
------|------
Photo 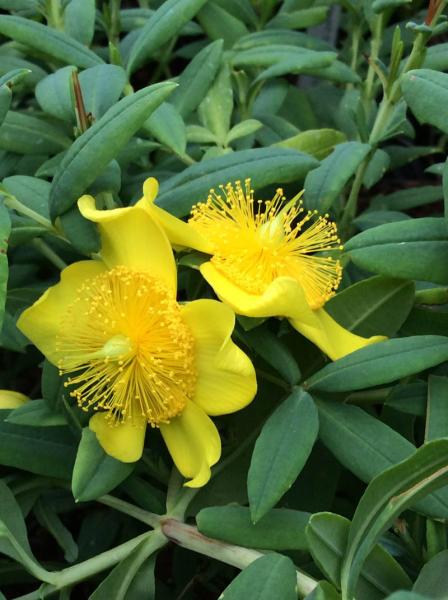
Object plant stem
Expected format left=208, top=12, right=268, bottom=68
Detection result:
left=363, top=14, right=384, bottom=107
left=32, top=239, right=67, bottom=271
left=98, top=495, right=161, bottom=528
left=3, top=195, right=55, bottom=232
left=17, top=530, right=166, bottom=600
left=161, top=519, right=318, bottom=598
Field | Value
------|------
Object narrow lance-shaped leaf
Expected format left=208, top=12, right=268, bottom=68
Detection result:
left=127, top=0, right=209, bottom=74
left=341, top=440, right=448, bottom=599
left=50, top=81, right=177, bottom=218
left=0, top=15, right=103, bottom=68
left=248, top=388, right=319, bottom=522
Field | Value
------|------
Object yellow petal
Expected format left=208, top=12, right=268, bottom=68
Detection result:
left=17, top=260, right=107, bottom=364
left=89, top=412, right=146, bottom=463
left=137, top=177, right=213, bottom=254
left=160, top=401, right=221, bottom=488
left=181, top=299, right=256, bottom=415
left=0, top=390, right=28, bottom=409
left=200, top=262, right=385, bottom=360
left=78, top=195, right=177, bottom=294
left=199, top=262, right=305, bottom=318
left=289, top=309, right=387, bottom=361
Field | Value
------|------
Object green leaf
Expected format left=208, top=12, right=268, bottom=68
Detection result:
left=231, top=45, right=334, bottom=69
left=0, top=414, right=76, bottom=479
left=126, top=0, right=209, bottom=74
left=241, top=324, right=301, bottom=385
left=345, top=218, right=448, bottom=285
left=144, top=102, right=186, bottom=156
left=226, top=119, right=262, bottom=145
left=6, top=399, right=67, bottom=427
left=0, top=85, right=11, bottom=127
left=0, top=15, right=103, bottom=68
left=90, top=536, right=158, bottom=600
left=315, top=399, right=448, bottom=519
left=170, top=39, right=224, bottom=118
left=219, top=554, right=297, bottom=600
left=305, top=582, right=341, bottom=600
left=325, top=276, right=415, bottom=337
left=307, top=336, right=448, bottom=393
left=157, top=147, right=318, bottom=217
left=0, top=205, right=10, bottom=332
left=341, top=440, right=448, bottom=599
left=354, top=210, right=410, bottom=231
left=386, top=594, right=430, bottom=600
left=0, top=479, right=32, bottom=557
left=267, top=7, right=329, bottom=29
left=373, top=0, right=412, bottom=11
left=304, top=142, right=370, bottom=211
left=255, top=51, right=336, bottom=82
left=49, top=81, right=176, bottom=218
left=306, top=512, right=412, bottom=599
left=79, top=65, right=127, bottom=120
left=363, top=149, right=390, bottom=189
left=369, top=186, right=443, bottom=211
left=0, top=112, right=71, bottom=155
left=275, top=129, right=346, bottom=160
left=426, top=376, right=448, bottom=441
left=72, top=428, right=135, bottom=502
left=413, top=550, right=448, bottom=598
left=197, top=505, right=310, bottom=550
left=198, top=2, right=248, bottom=49
left=59, top=206, right=100, bottom=255
left=35, top=66, right=76, bottom=122
left=402, top=69, right=448, bottom=135
left=64, top=0, right=95, bottom=46
left=198, top=64, right=233, bottom=146
left=3, top=176, right=49, bottom=219
left=248, top=388, right=319, bottom=522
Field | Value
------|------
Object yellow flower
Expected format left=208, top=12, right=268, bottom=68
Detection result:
left=17, top=192, right=256, bottom=487
left=140, top=177, right=386, bottom=361
left=0, top=390, right=28, bottom=409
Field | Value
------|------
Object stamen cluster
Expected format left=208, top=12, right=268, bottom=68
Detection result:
left=189, top=179, right=343, bottom=309
left=56, top=266, right=196, bottom=426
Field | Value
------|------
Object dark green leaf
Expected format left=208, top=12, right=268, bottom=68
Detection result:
left=220, top=554, right=297, bottom=600
left=50, top=81, right=176, bottom=217
left=197, top=505, right=310, bottom=550
left=307, top=336, right=448, bottom=393
left=0, top=112, right=71, bottom=155
left=402, top=69, right=448, bottom=135
left=170, top=39, right=224, bottom=118
left=325, top=276, right=415, bottom=337
left=306, top=512, right=412, bottom=599
left=316, top=399, right=448, bottom=518
left=413, top=550, right=448, bottom=598
left=248, top=388, right=319, bottom=522
left=345, top=218, right=448, bottom=285
left=304, top=142, right=370, bottom=211
left=126, top=0, right=209, bottom=74
left=157, top=148, right=318, bottom=217
left=426, top=376, right=448, bottom=440
left=72, top=428, right=135, bottom=502
left=342, top=440, right=448, bottom=598
left=0, top=15, right=103, bottom=68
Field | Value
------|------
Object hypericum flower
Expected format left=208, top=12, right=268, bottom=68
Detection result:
left=0, top=390, right=28, bottom=409
left=140, top=177, right=386, bottom=361
left=17, top=191, right=256, bottom=487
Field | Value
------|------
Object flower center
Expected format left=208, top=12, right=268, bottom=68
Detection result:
left=189, top=179, right=343, bottom=309
left=56, top=266, right=196, bottom=426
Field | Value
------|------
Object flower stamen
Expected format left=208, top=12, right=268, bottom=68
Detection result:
left=56, top=266, right=196, bottom=426
left=189, top=179, right=343, bottom=309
